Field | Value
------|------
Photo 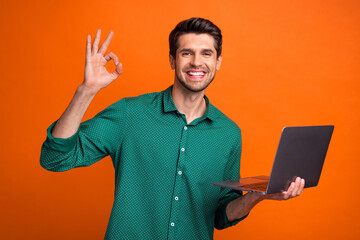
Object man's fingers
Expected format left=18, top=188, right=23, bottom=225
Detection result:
left=104, top=52, right=122, bottom=79
left=104, top=52, right=119, bottom=65
left=297, top=178, right=305, bottom=195
left=86, top=35, right=91, bottom=60
left=92, top=29, right=101, bottom=54
left=291, top=177, right=301, bottom=197
left=98, top=31, right=114, bottom=55
left=284, top=182, right=295, bottom=199
left=114, top=62, right=123, bottom=76
left=109, top=62, right=123, bottom=80
left=264, top=177, right=305, bottom=201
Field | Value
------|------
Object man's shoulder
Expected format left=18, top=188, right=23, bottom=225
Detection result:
left=122, top=90, right=164, bottom=112
left=106, top=89, right=166, bottom=118
left=107, top=89, right=163, bottom=107
left=98, top=90, right=164, bottom=116
left=210, top=103, right=241, bottom=134
left=125, top=90, right=163, bottom=103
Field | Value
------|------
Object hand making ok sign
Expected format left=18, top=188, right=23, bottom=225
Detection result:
left=83, top=29, right=123, bottom=93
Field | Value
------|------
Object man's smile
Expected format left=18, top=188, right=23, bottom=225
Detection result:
left=171, top=33, right=221, bottom=92
left=185, top=70, right=207, bottom=79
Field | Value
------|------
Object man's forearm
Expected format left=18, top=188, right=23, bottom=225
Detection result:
left=226, top=177, right=306, bottom=222
left=50, top=30, right=122, bottom=139
left=226, top=192, right=265, bottom=222
left=51, top=84, right=98, bottom=138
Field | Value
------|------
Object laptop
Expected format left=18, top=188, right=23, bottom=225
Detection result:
left=211, top=125, right=334, bottom=194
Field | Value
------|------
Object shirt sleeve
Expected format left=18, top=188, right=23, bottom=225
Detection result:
left=214, top=129, right=249, bottom=229
left=40, top=98, right=127, bottom=172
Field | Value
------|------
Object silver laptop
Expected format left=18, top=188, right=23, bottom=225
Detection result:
left=211, top=125, right=334, bottom=194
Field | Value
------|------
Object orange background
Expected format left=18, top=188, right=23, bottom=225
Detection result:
left=1, top=0, right=359, bottom=239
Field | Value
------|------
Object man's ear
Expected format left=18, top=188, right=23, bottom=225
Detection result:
left=216, top=55, right=223, bottom=70
left=169, top=54, right=175, bottom=70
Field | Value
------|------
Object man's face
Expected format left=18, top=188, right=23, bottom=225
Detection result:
left=169, top=33, right=222, bottom=93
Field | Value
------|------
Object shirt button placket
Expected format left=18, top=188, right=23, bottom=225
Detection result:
left=169, top=125, right=188, bottom=238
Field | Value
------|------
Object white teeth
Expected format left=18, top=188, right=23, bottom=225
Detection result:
left=188, top=72, right=205, bottom=76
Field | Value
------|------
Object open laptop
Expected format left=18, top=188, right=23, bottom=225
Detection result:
left=211, top=125, right=334, bottom=194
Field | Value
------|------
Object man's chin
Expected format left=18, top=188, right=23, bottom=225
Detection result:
left=177, top=78, right=213, bottom=93
left=181, top=83, right=210, bottom=93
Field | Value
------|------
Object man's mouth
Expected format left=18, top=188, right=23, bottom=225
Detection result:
left=186, top=71, right=206, bottom=78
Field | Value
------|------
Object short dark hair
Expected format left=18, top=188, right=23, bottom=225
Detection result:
left=169, top=17, right=222, bottom=59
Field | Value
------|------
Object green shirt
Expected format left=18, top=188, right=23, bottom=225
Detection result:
left=40, top=86, right=247, bottom=239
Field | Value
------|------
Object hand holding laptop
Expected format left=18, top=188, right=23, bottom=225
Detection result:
left=226, top=177, right=306, bottom=222
left=212, top=126, right=333, bottom=194
left=256, top=177, right=305, bottom=201
left=224, top=126, right=333, bottom=222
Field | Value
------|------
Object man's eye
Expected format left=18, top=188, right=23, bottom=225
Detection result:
left=182, top=52, right=191, bottom=56
left=203, top=52, right=212, bottom=56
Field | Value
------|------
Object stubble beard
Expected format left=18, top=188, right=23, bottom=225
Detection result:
left=175, top=69, right=216, bottom=93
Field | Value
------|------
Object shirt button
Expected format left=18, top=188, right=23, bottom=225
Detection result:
left=178, top=171, right=182, bottom=175
left=171, top=222, right=175, bottom=227
left=175, top=196, right=179, bottom=201
left=184, top=126, right=188, bottom=130
left=181, top=148, right=185, bottom=152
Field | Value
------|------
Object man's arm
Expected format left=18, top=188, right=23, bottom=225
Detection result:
left=40, top=29, right=125, bottom=172
left=52, top=29, right=122, bottom=139
left=226, top=177, right=305, bottom=222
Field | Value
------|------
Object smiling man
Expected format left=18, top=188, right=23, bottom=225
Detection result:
left=40, top=18, right=304, bottom=239
left=171, top=33, right=221, bottom=92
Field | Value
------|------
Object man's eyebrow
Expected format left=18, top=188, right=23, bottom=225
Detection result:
left=202, top=49, right=214, bottom=52
left=179, top=48, right=193, bottom=53
left=179, top=48, right=214, bottom=52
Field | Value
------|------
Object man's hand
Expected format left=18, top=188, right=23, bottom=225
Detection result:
left=51, top=29, right=122, bottom=138
left=226, top=177, right=305, bottom=222
left=262, top=177, right=305, bottom=201
left=83, top=29, right=123, bottom=93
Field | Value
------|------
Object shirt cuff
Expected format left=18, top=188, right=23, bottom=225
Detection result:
left=44, top=120, right=80, bottom=152
left=219, top=198, right=249, bottom=228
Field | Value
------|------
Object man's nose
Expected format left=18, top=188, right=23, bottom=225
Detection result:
left=191, top=53, right=202, bottom=67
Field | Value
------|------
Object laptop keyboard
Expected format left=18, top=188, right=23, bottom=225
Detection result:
left=241, top=182, right=268, bottom=191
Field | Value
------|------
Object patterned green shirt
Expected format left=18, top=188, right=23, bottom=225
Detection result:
left=40, top=86, right=247, bottom=239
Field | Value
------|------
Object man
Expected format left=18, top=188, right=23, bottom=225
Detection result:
left=40, top=18, right=304, bottom=239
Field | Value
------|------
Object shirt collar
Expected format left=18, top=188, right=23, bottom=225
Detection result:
left=162, top=85, right=220, bottom=122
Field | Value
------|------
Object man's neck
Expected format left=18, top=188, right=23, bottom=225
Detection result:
left=171, top=82, right=207, bottom=124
